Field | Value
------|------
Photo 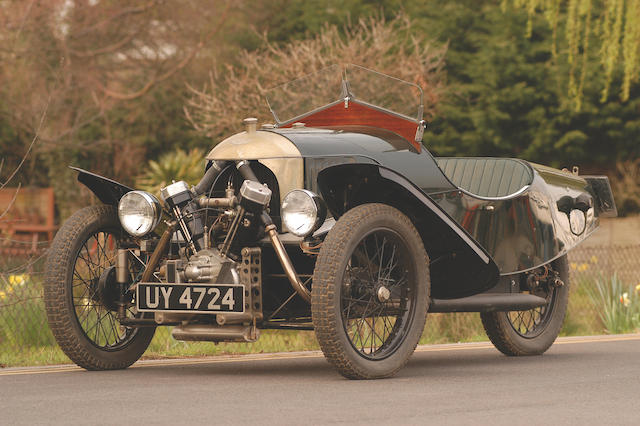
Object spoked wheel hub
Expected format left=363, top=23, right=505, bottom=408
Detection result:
left=376, top=285, right=391, bottom=303
left=97, top=266, right=123, bottom=312
left=480, top=256, right=571, bottom=356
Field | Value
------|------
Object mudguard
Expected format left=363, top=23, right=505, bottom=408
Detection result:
left=317, top=163, right=500, bottom=299
left=433, top=161, right=616, bottom=275
left=70, top=166, right=133, bottom=206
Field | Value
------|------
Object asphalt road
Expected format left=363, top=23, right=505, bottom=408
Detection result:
left=2, top=335, right=640, bottom=425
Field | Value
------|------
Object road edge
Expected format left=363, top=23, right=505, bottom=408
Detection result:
left=2, top=333, right=639, bottom=376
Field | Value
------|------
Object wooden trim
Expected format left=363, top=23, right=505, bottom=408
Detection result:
left=281, top=100, right=421, bottom=152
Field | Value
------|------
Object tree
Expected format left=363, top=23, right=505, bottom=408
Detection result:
left=504, top=0, right=640, bottom=106
left=0, top=0, right=229, bottom=216
left=412, top=0, right=640, bottom=169
left=186, top=15, right=447, bottom=141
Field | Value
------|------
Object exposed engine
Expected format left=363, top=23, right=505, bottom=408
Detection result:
left=164, top=250, right=239, bottom=285
left=148, top=162, right=272, bottom=342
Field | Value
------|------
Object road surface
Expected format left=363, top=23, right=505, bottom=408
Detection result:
left=2, top=334, right=639, bottom=425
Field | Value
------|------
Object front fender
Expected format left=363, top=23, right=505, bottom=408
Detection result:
left=70, top=166, right=133, bottom=206
left=317, top=163, right=499, bottom=299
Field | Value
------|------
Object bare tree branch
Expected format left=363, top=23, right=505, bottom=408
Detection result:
left=0, top=93, right=50, bottom=189
left=68, top=31, right=139, bottom=58
left=71, top=1, right=159, bottom=38
left=94, top=1, right=231, bottom=101
left=10, top=0, right=36, bottom=42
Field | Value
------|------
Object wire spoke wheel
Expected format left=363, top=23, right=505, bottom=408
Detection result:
left=341, top=230, right=414, bottom=360
left=481, top=256, right=570, bottom=356
left=44, top=205, right=155, bottom=370
left=312, top=204, right=429, bottom=379
left=71, top=230, right=139, bottom=351
left=506, top=290, right=556, bottom=338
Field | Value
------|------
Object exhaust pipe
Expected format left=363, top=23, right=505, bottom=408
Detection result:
left=171, top=324, right=259, bottom=342
left=265, top=223, right=311, bottom=303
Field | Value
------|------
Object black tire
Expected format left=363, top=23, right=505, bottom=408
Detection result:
left=312, top=203, right=429, bottom=379
left=44, top=205, right=155, bottom=370
left=480, top=256, right=570, bottom=356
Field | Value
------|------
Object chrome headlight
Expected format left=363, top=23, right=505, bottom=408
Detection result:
left=118, top=191, right=162, bottom=237
left=281, top=190, right=327, bottom=237
left=569, top=209, right=586, bottom=235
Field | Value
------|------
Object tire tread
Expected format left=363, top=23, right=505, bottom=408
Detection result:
left=312, top=203, right=429, bottom=379
left=44, top=205, right=153, bottom=370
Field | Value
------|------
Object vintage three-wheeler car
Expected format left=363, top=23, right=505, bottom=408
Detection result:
left=44, top=65, right=617, bottom=379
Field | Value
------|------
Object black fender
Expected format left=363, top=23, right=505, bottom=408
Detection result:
left=317, top=163, right=499, bottom=299
left=70, top=166, right=133, bottom=206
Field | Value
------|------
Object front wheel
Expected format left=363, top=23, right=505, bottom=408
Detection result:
left=44, top=205, right=155, bottom=370
left=312, top=204, right=429, bottom=379
left=480, top=256, right=570, bottom=356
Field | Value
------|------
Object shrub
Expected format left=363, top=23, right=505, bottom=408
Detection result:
left=135, top=148, right=206, bottom=196
left=586, top=274, right=640, bottom=334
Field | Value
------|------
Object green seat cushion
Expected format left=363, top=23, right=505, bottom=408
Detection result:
left=435, top=157, right=533, bottom=198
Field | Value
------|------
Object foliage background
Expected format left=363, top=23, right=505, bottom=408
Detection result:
left=1, top=0, right=640, bottom=366
left=1, top=0, right=639, bottom=216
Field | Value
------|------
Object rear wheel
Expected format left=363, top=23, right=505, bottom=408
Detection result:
left=480, top=256, right=570, bottom=356
left=44, top=205, right=155, bottom=370
left=312, top=204, right=429, bottom=379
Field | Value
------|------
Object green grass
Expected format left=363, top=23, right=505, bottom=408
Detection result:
left=0, top=329, right=322, bottom=367
left=144, top=328, right=320, bottom=359
left=0, top=346, right=69, bottom=368
left=560, top=276, right=604, bottom=336
left=1, top=260, right=637, bottom=368
left=585, top=274, right=640, bottom=334
left=420, top=313, right=487, bottom=344
left=0, top=314, right=488, bottom=367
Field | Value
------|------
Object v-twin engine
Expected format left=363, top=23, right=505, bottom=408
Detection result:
left=157, top=247, right=263, bottom=343
left=183, top=250, right=239, bottom=284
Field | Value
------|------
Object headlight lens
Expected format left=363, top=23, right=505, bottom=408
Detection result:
left=569, top=209, right=586, bottom=235
left=281, top=190, right=327, bottom=237
left=118, top=191, right=162, bottom=237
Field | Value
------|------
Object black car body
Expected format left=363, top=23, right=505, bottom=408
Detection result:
left=46, top=65, right=616, bottom=379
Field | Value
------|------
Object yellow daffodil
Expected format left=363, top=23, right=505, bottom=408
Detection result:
left=0, top=291, right=5, bottom=300
left=620, top=292, right=631, bottom=307
left=570, top=263, right=577, bottom=270
left=590, top=255, right=598, bottom=264
left=578, top=263, right=589, bottom=272
left=8, top=274, right=27, bottom=286
left=636, top=284, right=640, bottom=293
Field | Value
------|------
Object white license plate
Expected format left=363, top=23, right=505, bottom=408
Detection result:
left=137, top=283, right=245, bottom=314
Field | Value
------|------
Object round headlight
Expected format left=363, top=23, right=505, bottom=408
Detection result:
left=569, top=209, right=586, bottom=235
left=281, top=190, right=327, bottom=237
left=118, top=191, right=162, bottom=237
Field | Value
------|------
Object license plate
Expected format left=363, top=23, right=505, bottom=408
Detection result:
left=137, top=283, right=245, bottom=314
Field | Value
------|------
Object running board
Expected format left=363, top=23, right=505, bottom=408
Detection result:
left=429, top=293, right=547, bottom=313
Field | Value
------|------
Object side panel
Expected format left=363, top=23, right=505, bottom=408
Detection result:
left=317, top=163, right=500, bottom=299
left=433, top=166, right=602, bottom=274
left=70, top=167, right=133, bottom=206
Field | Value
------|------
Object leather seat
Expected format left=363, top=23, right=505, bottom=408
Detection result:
left=435, top=157, right=533, bottom=198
